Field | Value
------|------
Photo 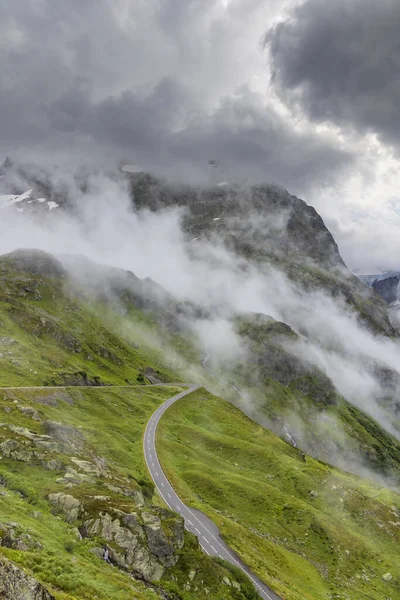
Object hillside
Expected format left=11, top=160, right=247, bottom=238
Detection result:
left=0, top=247, right=399, bottom=599
left=1, top=248, right=400, bottom=486
left=0, top=385, right=258, bottom=600
left=157, top=389, right=400, bottom=600
left=0, top=249, right=180, bottom=387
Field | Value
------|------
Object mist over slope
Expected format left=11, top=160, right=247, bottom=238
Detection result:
left=1, top=159, right=400, bottom=486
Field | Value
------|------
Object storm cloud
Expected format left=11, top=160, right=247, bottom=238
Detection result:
left=0, top=0, right=352, bottom=190
left=3, top=0, right=400, bottom=272
left=267, top=0, right=400, bottom=150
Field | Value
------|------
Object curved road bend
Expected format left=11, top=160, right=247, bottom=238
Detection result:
left=143, top=384, right=281, bottom=600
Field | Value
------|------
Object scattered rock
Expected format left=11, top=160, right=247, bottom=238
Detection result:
left=0, top=337, right=17, bottom=347
left=104, top=483, right=144, bottom=506
left=310, top=490, right=319, bottom=498
left=143, top=367, right=162, bottom=384
left=0, top=522, right=42, bottom=551
left=232, top=581, right=241, bottom=590
left=383, top=572, right=393, bottom=582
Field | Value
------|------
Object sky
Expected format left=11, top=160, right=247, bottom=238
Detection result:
left=1, top=0, right=400, bottom=272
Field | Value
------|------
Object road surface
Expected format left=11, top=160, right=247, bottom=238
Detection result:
left=143, top=384, right=281, bottom=600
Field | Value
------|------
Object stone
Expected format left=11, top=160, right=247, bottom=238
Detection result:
left=0, top=556, right=55, bottom=599
left=383, top=572, right=393, bottom=582
left=0, top=523, right=42, bottom=551
left=232, top=581, right=241, bottom=590
left=48, top=493, right=82, bottom=523
left=43, top=421, right=84, bottom=453
left=18, top=406, right=41, bottom=421
left=0, top=439, right=34, bottom=462
left=310, top=490, right=319, bottom=498
left=80, top=509, right=183, bottom=582
left=43, top=459, right=64, bottom=471
left=70, top=457, right=101, bottom=475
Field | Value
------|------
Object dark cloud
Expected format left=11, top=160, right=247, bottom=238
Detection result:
left=0, top=0, right=353, bottom=191
left=267, top=0, right=400, bottom=149
left=43, top=78, right=353, bottom=189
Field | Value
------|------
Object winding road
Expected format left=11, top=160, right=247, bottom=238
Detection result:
left=2, top=382, right=280, bottom=598
left=143, top=384, right=281, bottom=600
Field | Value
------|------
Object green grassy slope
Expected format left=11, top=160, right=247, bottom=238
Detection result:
left=157, top=389, right=400, bottom=600
left=0, top=385, right=258, bottom=600
left=0, top=255, right=180, bottom=387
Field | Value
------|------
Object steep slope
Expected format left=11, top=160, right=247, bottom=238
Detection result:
left=157, top=389, right=400, bottom=600
left=0, top=246, right=399, bottom=599
left=0, top=385, right=257, bottom=600
left=1, top=248, right=399, bottom=486
left=128, top=175, right=395, bottom=337
left=229, top=313, right=400, bottom=480
left=0, top=249, right=179, bottom=387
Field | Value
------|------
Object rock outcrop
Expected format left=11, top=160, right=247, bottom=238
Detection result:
left=80, top=507, right=184, bottom=581
left=48, top=492, right=82, bottom=523
left=0, top=557, right=55, bottom=599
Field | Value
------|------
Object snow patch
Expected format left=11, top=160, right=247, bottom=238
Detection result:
left=121, top=164, right=144, bottom=174
left=0, top=189, right=32, bottom=208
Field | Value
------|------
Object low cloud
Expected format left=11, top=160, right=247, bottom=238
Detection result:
left=1, top=167, right=400, bottom=457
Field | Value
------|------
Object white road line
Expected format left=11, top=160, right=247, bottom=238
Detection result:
left=144, top=384, right=278, bottom=600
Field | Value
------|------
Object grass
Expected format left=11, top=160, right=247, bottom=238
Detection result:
left=0, top=385, right=261, bottom=600
left=157, top=388, right=400, bottom=600
left=0, top=260, right=182, bottom=387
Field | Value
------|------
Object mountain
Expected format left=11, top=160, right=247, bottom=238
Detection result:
left=126, top=173, right=395, bottom=337
left=1, top=162, right=400, bottom=598
left=0, top=248, right=399, bottom=600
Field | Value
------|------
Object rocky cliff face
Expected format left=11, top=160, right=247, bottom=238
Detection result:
left=127, top=175, right=395, bottom=336
left=129, top=175, right=345, bottom=269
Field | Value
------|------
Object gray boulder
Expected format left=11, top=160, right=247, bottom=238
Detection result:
left=48, top=493, right=82, bottom=523
left=80, top=508, right=184, bottom=582
left=0, top=557, right=55, bottom=599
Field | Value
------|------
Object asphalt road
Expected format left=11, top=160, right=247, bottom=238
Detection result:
left=143, top=384, right=281, bottom=600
